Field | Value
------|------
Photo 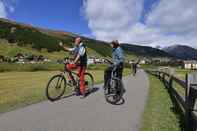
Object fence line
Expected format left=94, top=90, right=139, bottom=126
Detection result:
left=146, top=68, right=197, bottom=131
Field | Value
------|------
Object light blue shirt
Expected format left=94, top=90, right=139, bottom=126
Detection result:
left=112, top=47, right=124, bottom=65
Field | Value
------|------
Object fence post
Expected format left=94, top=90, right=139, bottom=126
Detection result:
left=185, top=73, right=197, bottom=130
left=161, top=73, right=164, bottom=81
left=169, top=68, right=174, bottom=89
left=187, top=73, right=197, bottom=130
left=169, top=76, right=173, bottom=89
left=185, top=73, right=191, bottom=130
left=158, top=72, right=161, bottom=79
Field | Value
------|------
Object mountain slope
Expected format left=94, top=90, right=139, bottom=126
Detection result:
left=0, top=18, right=172, bottom=59
left=163, top=45, right=197, bottom=60
left=121, top=43, right=172, bottom=58
left=0, top=18, right=112, bottom=57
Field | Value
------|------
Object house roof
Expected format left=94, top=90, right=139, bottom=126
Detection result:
left=184, top=60, right=197, bottom=64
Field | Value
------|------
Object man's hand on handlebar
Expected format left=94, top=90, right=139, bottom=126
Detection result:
left=103, top=58, right=113, bottom=65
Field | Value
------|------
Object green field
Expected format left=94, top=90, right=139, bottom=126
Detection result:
left=0, top=68, right=130, bottom=113
left=173, top=69, right=197, bottom=96
left=175, top=68, right=197, bottom=80
left=0, top=39, right=136, bottom=63
left=140, top=75, right=183, bottom=131
left=0, top=39, right=101, bottom=60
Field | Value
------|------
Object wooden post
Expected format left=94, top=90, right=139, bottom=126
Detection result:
left=161, top=73, right=164, bottom=81
left=185, top=73, right=197, bottom=130
left=169, top=76, right=173, bottom=89
left=158, top=72, right=161, bottom=79
left=185, top=73, right=190, bottom=130
left=169, top=68, right=174, bottom=88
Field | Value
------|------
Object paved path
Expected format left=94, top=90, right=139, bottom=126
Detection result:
left=0, top=69, right=149, bottom=131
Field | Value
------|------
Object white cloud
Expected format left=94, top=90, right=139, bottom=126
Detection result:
left=83, top=0, right=144, bottom=42
left=0, top=1, right=7, bottom=18
left=83, top=0, right=197, bottom=48
left=147, top=0, right=197, bottom=34
left=145, top=0, right=197, bottom=47
left=0, top=0, right=17, bottom=18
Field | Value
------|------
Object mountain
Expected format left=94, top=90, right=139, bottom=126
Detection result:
left=0, top=18, right=172, bottom=60
left=121, top=43, right=172, bottom=58
left=163, top=45, right=197, bottom=60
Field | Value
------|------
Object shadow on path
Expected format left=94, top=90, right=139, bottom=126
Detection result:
left=51, top=87, right=100, bottom=102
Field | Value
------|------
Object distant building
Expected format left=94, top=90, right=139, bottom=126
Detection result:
left=87, top=58, right=94, bottom=65
left=14, top=53, right=25, bottom=62
left=10, top=27, right=17, bottom=33
left=140, top=60, right=146, bottom=64
left=184, top=61, right=197, bottom=69
left=87, top=57, right=105, bottom=65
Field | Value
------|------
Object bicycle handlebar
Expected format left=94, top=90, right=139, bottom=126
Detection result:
left=103, top=58, right=113, bottom=65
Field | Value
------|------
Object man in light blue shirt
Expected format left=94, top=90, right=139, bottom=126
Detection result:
left=112, top=42, right=124, bottom=66
left=104, top=40, right=125, bottom=87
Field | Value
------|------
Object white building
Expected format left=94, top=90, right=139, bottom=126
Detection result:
left=87, top=58, right=95, bottom=65
left=184, top=61, right=197, bottom=69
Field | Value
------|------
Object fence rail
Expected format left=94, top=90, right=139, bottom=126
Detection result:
left=146, top=69, right=197, bottom=131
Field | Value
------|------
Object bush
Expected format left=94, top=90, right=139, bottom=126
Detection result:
left=0, top=63, right=63, bottom=72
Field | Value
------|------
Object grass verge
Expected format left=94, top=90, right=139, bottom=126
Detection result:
left=0, top=68, right=130, bottom=113
left=140, top=74, right=183, bottom=131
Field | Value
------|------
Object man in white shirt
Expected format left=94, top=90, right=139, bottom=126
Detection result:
left=59, top=37, right=87, bottom=98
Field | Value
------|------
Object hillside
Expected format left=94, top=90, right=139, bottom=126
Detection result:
left=163, top=45, right=197, bottom=60
left=0, top=18, right=172, bottom=60
left=121, top=43, right=172, bottom=58
left=0, top=18, right=112, bottom=58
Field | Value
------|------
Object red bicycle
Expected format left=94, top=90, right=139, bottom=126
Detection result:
left=46, top=60, right=94, bottom=101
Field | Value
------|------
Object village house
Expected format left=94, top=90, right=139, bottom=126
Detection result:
left=87, top=57, right=105, bottom=65
left=14, top=53, right=25, bottom=63
left=184, top=61, right=197, bottom=70
left=139, top=59, right=146, bottom=64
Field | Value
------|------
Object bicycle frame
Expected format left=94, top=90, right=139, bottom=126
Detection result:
left=107, top=65, right=121, bottom=83
left=64, top=64, right=79, bottom=83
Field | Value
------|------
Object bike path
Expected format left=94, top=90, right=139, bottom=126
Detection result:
left=0, top=69, right=149, bottom=131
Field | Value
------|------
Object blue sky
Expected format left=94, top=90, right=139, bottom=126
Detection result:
left=0, top=0, right=197, bottom=48
left=7, top=0, right=92, bottom=36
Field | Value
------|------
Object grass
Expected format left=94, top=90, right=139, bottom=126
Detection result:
left=0, top=63, right=64, bottom=72
left=0, top=39, right=68, bottom=60
left=0, top=39, right=102, bottom=60
left=0, top=63, right=108, bottom=72
left=173, top=68, right=197, bottom=96
left=0, top=39, right=137, bottom=62
left=175, top=68, right=197, bottom=80
left=140, top=74, right=183, bottom=131
left=0, top=68, right=130, bottom=113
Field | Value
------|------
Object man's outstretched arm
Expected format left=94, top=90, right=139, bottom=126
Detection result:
left=59, top=41, right=74, bottom=52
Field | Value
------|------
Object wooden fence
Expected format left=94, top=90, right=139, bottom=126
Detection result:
left=146, top=68, right=197, bottom=131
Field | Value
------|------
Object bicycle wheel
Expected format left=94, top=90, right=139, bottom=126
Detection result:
left=104, top=78, right=122, bottom=104
left=46, top=74, right=66, bottom=101
left=84, top=73, right=94, bottom=93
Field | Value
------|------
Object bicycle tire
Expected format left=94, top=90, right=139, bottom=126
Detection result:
left=104, top=78, right=123, bottom=104
left=46, top=74, right=66, bottom=101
